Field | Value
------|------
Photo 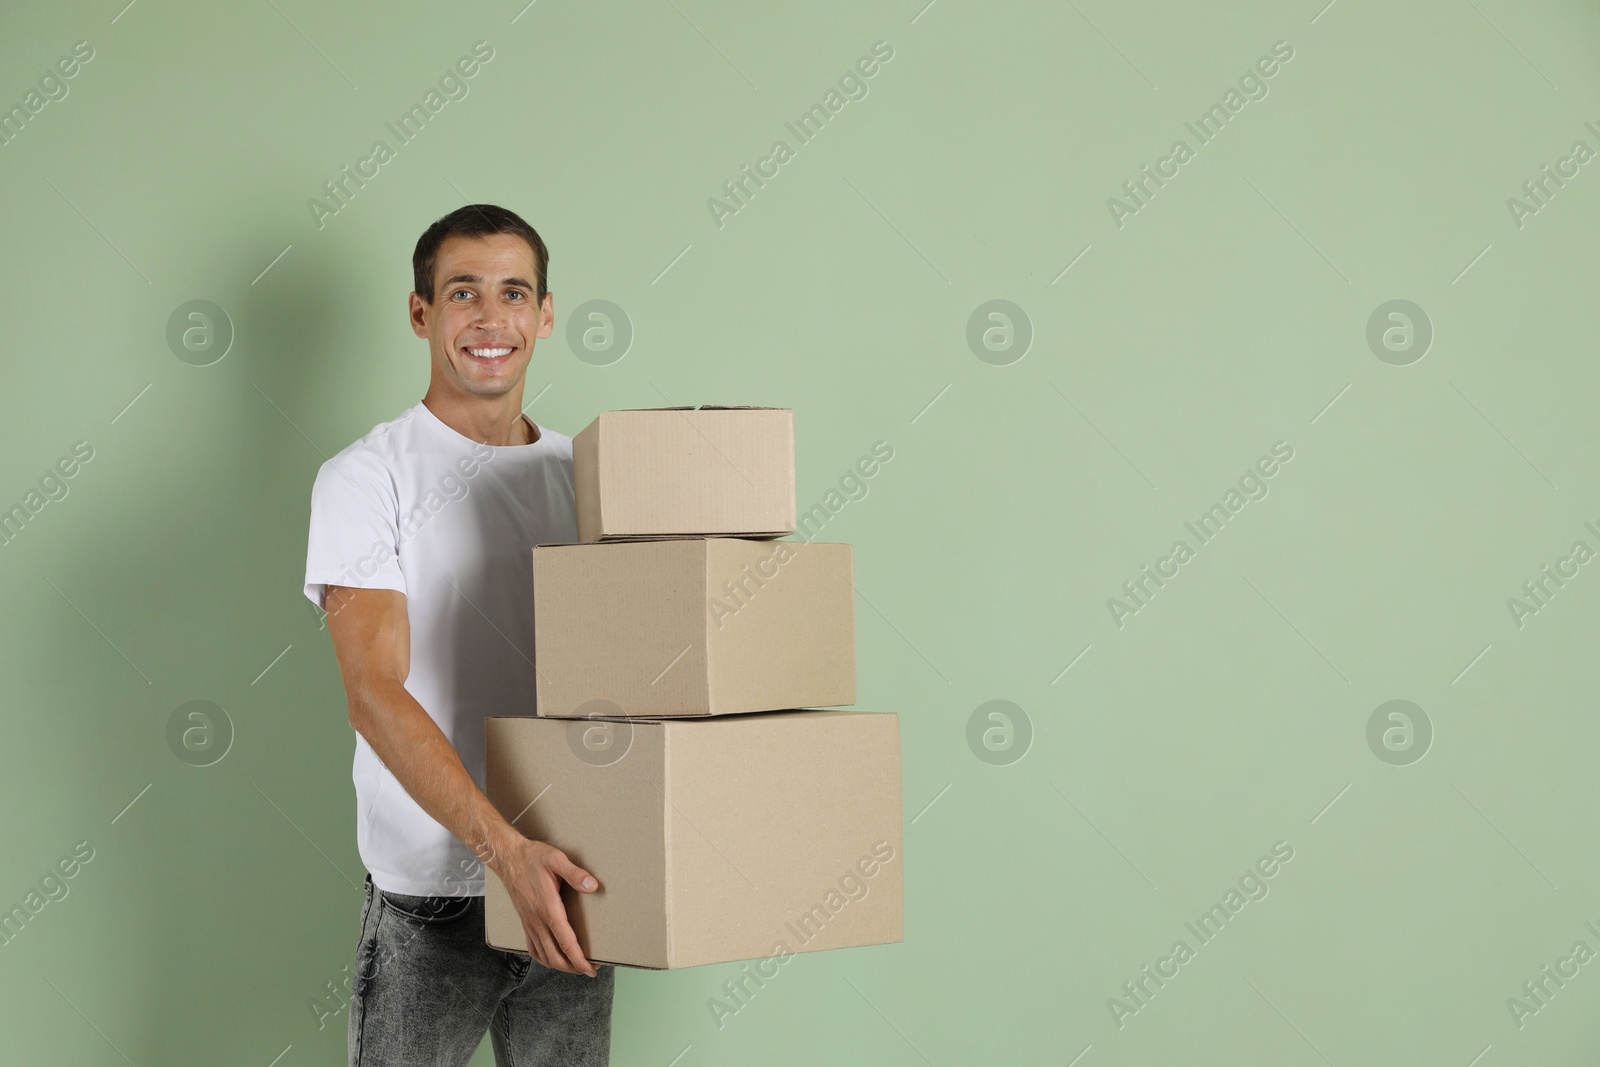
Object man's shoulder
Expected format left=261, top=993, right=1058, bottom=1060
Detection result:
left=314, top=405, right=424, bottom=488
left=341, top=404, right=424, bottom=457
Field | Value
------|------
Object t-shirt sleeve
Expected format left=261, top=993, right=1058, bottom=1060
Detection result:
left=304, top=452, right=406, bottom=611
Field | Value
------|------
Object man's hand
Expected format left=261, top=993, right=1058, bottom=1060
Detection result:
left=324, top=585, right=601, bottom=977
left=489, top=834, right=601, bottom=977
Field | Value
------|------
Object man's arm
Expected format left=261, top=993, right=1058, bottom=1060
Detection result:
left=323, top=584, right=600, bottom=977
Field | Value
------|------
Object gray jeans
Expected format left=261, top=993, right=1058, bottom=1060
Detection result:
left=350, top=874, right=614, bottom=1066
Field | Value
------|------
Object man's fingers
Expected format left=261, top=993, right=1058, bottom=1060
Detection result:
left=513, top=843, right=597, bottom=975
left=539, top=883, right=596, bottom=976
left=550, top=914, right=596, bottom=977
left=540, top=940, right=576, bottom=975
left=520, top=911, right=568, bottom=974
left=551, top=852, right=599, bottom=893
left=530, top=926, right=576, bottom=974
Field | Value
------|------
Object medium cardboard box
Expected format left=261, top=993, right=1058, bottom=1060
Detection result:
left=483, top=711, right=903, bottom=969
left=532, top=538, right=855, bottom=718
left=573, top=406, right=796, bottom=542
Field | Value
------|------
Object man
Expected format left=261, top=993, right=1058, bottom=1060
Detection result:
left=303, top=204, right=614, bottom=1066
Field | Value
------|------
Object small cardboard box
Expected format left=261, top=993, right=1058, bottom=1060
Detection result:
left=573, top=407, right=795, bottom=542
left=532, top=538, right=854, bottom=718
left=483, top=711, right=903, bottom=969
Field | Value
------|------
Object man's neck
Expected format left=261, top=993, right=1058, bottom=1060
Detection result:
left=421, top=390, right=539, bottom=446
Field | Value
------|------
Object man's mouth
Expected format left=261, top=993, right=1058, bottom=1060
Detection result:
left=462, top=343, right=516, bottom=364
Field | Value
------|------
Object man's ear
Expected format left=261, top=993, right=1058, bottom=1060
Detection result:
left=409, top=292, right=430, bottom=339
left=537, top=292, right=554, bottom=339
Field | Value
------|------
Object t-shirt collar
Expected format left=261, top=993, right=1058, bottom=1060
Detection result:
left=413, top=400, right=544, bottom=453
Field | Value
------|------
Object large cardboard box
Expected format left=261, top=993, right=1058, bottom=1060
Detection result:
left=532, top=538, right=855, bottom=718
left=483, top=711, right=903, bottom=969
left=573, top=407, right=796, bottom=542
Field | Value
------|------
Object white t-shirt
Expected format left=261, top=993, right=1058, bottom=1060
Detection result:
left=303, top=400, right=576, bottom=896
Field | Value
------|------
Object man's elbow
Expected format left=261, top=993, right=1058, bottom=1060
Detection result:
left=345, top=694, right=370, bottom=738
left=343, top=680, right=388, bottom=737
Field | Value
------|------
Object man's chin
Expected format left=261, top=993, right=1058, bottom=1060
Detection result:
left=461, top=379, right=520, bottom=399
left=449, top=361, right=528, bottom=395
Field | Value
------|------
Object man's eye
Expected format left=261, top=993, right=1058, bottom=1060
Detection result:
left=452, top=290, right=473, bottom=300
left=505, top=291, right=525, bottom=302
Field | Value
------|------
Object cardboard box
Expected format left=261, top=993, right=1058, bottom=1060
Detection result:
left=483, top=711, right=903, bottom=969
left=532, top=538, right=855, bottom=718
left=573, top=407, right=796, bottom=542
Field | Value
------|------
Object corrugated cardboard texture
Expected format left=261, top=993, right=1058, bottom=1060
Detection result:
left=533, top=539, right=711, bottom=717
left=571, top=415, right=602, bottom=550
left=663, top=710, right=902, bottom=969
left=706, top=539, right=856, bottom=713
left=532, top=539, right=854, bottom=718
left=482, top=712, right=902, bottom=969
left=484, top=717, right=670, bottom=967
left=573, top=407, right=796, bottom=542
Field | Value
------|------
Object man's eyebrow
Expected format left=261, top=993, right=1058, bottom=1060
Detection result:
left=441, top=273, right=536, bottom=289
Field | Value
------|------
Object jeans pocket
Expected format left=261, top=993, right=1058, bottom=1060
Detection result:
left=378, top=889, right=475, bottom=925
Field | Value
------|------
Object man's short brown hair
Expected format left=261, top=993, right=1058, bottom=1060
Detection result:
left=412, top=204, right=548, bottom=305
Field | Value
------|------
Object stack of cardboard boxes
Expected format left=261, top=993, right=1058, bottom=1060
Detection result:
left=484, top=406, right=904, bottom=970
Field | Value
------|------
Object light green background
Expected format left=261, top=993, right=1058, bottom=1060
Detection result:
left=2, top=0, right=1598, bottom=1063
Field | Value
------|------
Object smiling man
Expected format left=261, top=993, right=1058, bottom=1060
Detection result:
left=303, top=205, right=614, bottom=1066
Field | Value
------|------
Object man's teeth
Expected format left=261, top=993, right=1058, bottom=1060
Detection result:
left=468, top=347, right=512, bottom=358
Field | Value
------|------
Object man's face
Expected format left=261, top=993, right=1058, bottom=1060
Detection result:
left=409, top=233, right=551, bottom=399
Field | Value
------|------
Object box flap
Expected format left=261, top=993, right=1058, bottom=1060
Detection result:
left=574, top=408, right=796, bottom=541
left=597, top=405, right=784, bottom=412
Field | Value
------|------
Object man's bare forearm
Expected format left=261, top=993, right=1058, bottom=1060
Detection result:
left=348, top=679, right=521, bottom=876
